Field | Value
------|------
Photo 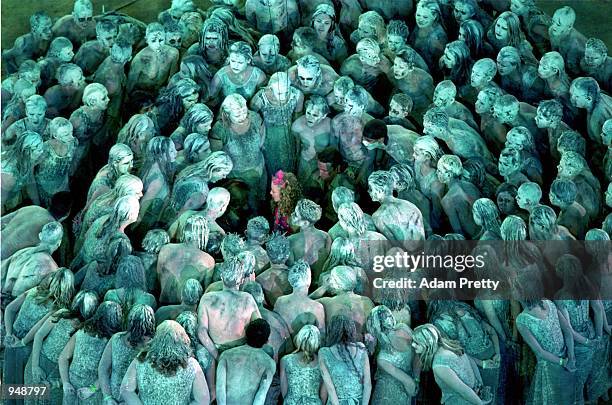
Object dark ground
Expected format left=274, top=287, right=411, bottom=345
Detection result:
left=1, top=0, right=610, bottom=50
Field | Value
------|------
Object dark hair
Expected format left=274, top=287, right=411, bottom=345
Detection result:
left=294, top=27, right=318, bottom=49
left=246, top=318, right=271, bottom=348
left=265, top=232, right=290, bottom=264
left=49, top=192, right=73, bottom=219
left=317, top=147, right=344, bottom=167
left=82, top=301, right=123, bottom=339
left=126, top=304, right=156, bottom=347
left=363, top=119, right=388, bottom=142
left=325, top=315, right=363, bottom=383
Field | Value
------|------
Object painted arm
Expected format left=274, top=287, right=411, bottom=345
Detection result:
left=253, top=363, right=275, bottom=405
left=21, top=312, right=52, bottom=345
left=31, top=314, right=58, bottom=381
left=516, top=321, right=568, bottom=366
left=556, top=308, right=576, bottom=368
left=58, top=334, right=77, bottom=394
left=378, top=358, right=416, bottom=396
left=98, top=338, right=114, bottom=401
left=480, top=300, right=508, bottom=342
left=319, top=353, right=340, bottom=405
left=361, top=347, right=372, bottom=405
left=433, top=365, right=484, bottom=404
left=190, top=359, right=210, bottom=405
left=120, top=359, right=143, bottom=405
left=591, top=299, right=605, bottom=337
left=197, top=301, right=218, bottom=360
left=279, top=357, right=288, bottom=398
left=4, top=291, right=27, bottom=338
left=215, top=356, right=227, bottom=405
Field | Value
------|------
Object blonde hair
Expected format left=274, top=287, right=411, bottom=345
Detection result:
left=293, top=325, right=321, bottom=362
left=412, top=323, right=464, bottom=371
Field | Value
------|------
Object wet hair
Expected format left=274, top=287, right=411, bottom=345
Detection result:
left=182, top=214, right=209, bottom=251
left=473, top=58, right=497, bottom=78
left=220, top=233, right=245, bottom=259
left=3, top=130, right=44, bottom=179
left=175, top=311, right=199, bottom=350
left=317, top=147, right=344, bottom=168
left=82, top=83, right=108, bottom=106
left=142, top=229, right=170, bottom=253
left=305, top=95, right=329, bottom=115
left=331, top=187, right=355, bottom=211
left=221, top=253, right=248, bottom=287
left=345, top=86, right=369, bottom=109
left=246, top=216, right=270, bottom=242
left=65, top=290, right=99, bottom=321
left=322, top=238, right=361, bottom=275
left=96, top=19, right=117, bottom=36
left=117, top=114, right=157, bottom=153
left=209, top=6, right=256, bottom=48
left=518, top=182, right=542, bottom=204
left=228, top=41, right=253, bottom=64
left=460, top=19, right=486, bottom=56
left=293, top=325, right=321, bottom=362
left=183, top=133, right=211, bottom=163
left=462, top=157, right=487, bottom=188
left=529, top=205, right=557, bottom=239
left=390, top=163, right=416, bottom=192
left=258, top=34, right=280, bottom=51
left=199, top=16, right=228, bottom=54
left=146, top=22, right=165, bottom=39
left=497, top=46, right=521, bottom=67
left=437, top=155, right=464, bottom=179
left=141, top=320, right=192, bottom=376
left=550, top=179, right=577, bottom=205
left=387, top=20, right=409, bottom=41
left=295, top=199, right=322, bottom=224
left=363, top=119, right=388, bottom=142
left=424, top=107, right=449, bottom=129
left=294, top=27, right=318, bottom=50
left=177, top=151, right=233, bottom=183
left=126, top=304, right=155, bottom=346
left=10, top=79, right=36, bottom=102
left=557, top=130, right=586, bottom=156
left=49, top=117, right=73, bottom=138
left=47, top=37, right=73, bottom=58
left=296, top=54, right=322, bottom=73
left=571, top=77, right=601, bottom=102
left=473, top=198, right=501, bottom=232
left=95, top=195, right=140, bottom=239
left=246, top=318, right=270, bottom=348
left=334, top=76, right=354, bottom=93
left=440, top=40, right=472, bottom=84
left=553, top=6, right=576, bottom=25
left=368, top=170, right=395, bottom=193
left=417, top=0, right=443, bottom=24
left=82, top=300, right=123, bottom=339
left=107, top=143, right=134, bottom=175
left=537, top=99, right=563, bottom=121
left=171, top=177, right=209, bottom=212
left=265, top=232, right=290, bottom=264
left=412, top=323, right=464, bottom=371
left=30, top=11, right=52, bottom=29
left=181, top=278, right=203, bottom=305
left=390, top=93, right=413, bottom=112
left=115, top=255, right=147, bottom=292
left=435, top=80, right=457, bottom=99
left=491, top=11, right=525, bottom=48
left=414, top=136, right=443, bottom=163
left=35, top=267, right=75, bottom=309
left=325, top=315, right=364, bottom=382
left=357, top=11, right=385, bottom=43
left=337, top=202, right=367, bottom=235
left=506, top=126, right=534, bottom=152
left=25, top=94, right=47, bottom=112
left=103, top=235, right=133, bottom=274
left=180, top=103, right=213, bottom=134
left=288, top=259, right=311, bottom=289
left=585, top=37, right=607, bottom=55
left=366, top=305, right=396, bottom=349
left=140, top=136, right=176, bottom=183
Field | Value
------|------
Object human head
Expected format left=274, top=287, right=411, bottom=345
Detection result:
left=413, top=135, right=443, bottom=164
left=471, top=58, right=497, bottom=88
left=549, top=6, right=576, bottom=38
left=496, top=183, right=518, bottom=215
left=204, top=187, right=230, bottom=219
left=493, top=94, right=519, bottom=124
left=228, top=41, right=252, bottom=75
left=200, top=17, right=227, bottom=53
left=557, top=131, right=586, bottom=156
left=293, top=325, right=320, bottom=361
left=85, top=300, right=123, bottom=339
left=30, top=11, right=53, bottom=40
left=366, top=305, right=396, bottom=348
left=329, top=266, right=357, bottom=294
left=288, top=259, right=311, bottom=289
left=96, top=19, right=118, bottom=48
left=11, top=130, right=45, bottom=173
left=257, top=34, right=280, bottom=66
left=570, top=77, right=600, bottom=110
left=265, top=232, right=290, bottom=265
left=333, top=76, right=354, bottom=107
left=71, top=290, right=98, bottom=320
left=538, top=51, right=565, bottom=79
left=142, top=229, right=170, bottom=254
left=108, top=143, right=134, bottom=176
left=337, top=202, right=366, bottom=235
left=25, top=95, right=47, bottom=126
left=505, top=126, right=534, bottom=152
left=171, top=177, right=208, bottom=213
left=292, top=27, right=318, bottom=55
left=357, top=11, right=385, bottom=43
left=416, top=0, right=441, bottom=28
left=126, top=304, right=155, bottom=346
left=557, top=151, right=585, bottom=179
left=496, top=46, right=520, bottom=76
left=497, top=148, right=521, bottom=177
left=412, top=324, right=462, bottom=370
left=109, top=39, right=132, bottom=64
left=18, top=60, right=42, bottom=88
left=111, top=195, right=141, bottom=228
left=245, top=216, right=270, bottom=244
left=82, top=83, right=110, bottom=110
left=472, top=197, right=501, bottom=229
left=583, top=38, right=608, bottom=69
left=48, top=37, right=74, bottom=62
left=459, top=19, right=486, bottom=56
left=304, top=95, right=329, bottom=127
left=182, top=133, right=211, bottom=163
left=182, top=215, right=209, bottom=251
left=493, top=11, right=522, bottom=46
left=356, top=38, right=381, bottom=67
left=326, top=315, right=357, bottom=346
left=390, top=163, right=416, bottom=193
left=509, top=0, right=534, bottom=15
left=181, top=278, right=203, bottom=305
left=453, top=0, right=477, bottom=22
left=389, top=93, right=413, bottom=118
left=113, top=174, right=144, bottom=199
left=549, top=178, right=577, bottom=209
left=181, top=103, right=214, bottom=135
left=72, top=0, right=93, bottom=28
left=344, top=86, right=368, bottom=116
left=386, top=20, right=409, bottom=53
left=311, top=4, right=336, bottom=39
left=267, top=72, right=292, bottom=103
left=368, top=170, right=394, bottom=202
left=220, top=233, right=245, bottom=260
left=165, top=21, right=182, bottom=49
left=114, top=255, right=147, bottom=291
left=439, top=40, right=471, bottom=78
left=11, top=79, right=36, bottom=104
left=242, top=281, right=264, bottom=306
left=220, top=94, right=248, bottom=126
left=433, top=80, right=457, bottom=107
left=516, top=182, right=542, bottom=211
left=535, top=99, right=564, bottom=129
left=423, top=107, right=449, bottom=137
left=601, top=119, right=612, bottom=146
left=57, top=63, right=84, bottom=88
left=291, top=199, right=322, bottom=228
left=146, top=23, right=166, bottom=52
left=245, top=318, right=270, bottom=348
left=437, top=155, right=463, bottom=184
left=145, top=320, right=192, bottom=375
left=529, top=205, right=557, bottom=239
left=362, top=119, right=388, bottom=151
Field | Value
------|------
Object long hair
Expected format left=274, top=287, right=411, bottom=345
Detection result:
left=106, top=143, right=134, bottom=181
left=412, top=323, right=464, bottom=371
left=500, top=215, right=542, bottom=268
left=310, top=4, right=340, bottom=55
left=199, top=16, right=228, bottom=55
left=117, top=114, right=157, bottom=156
left=177, top=151, right=233, bottom=183
left=322, top=237, right=362, bottom=274
left=293, top=325, right=321, bottom=362
left=53, top=290, right=99, bottom=323
left=460, top=19, right=486, bottom=57
left=180, top=103, right=213, bottom=134
left=326, top=315, right=363, bottom=382
left=3, top=130, right=43, bottom=179
left=34, top=268, right=75, bottom=310
left=209, top=7, right=256, bottom=48
left=126, top=304, right=156, bottom=347
left=175, top=311, right=199, bottom=351
left=140, top=320, right=193, bottom=376
left=366, top=305, right=396, bottom=350
left=440, top=40, right=472, bottom=84
left=95, top=196, right=140, bottom=239
left=489, top=11, right=525, bottom=48
left=81, top=301, right=123, bottom=339
left=472, top=198, right=501, bottom=235
left=275, top=171, right=302, bottom=218
left=140, top=136, right=176, bottom=185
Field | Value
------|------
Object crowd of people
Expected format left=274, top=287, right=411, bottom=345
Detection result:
left=1, top=0, right=612, bottom=403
